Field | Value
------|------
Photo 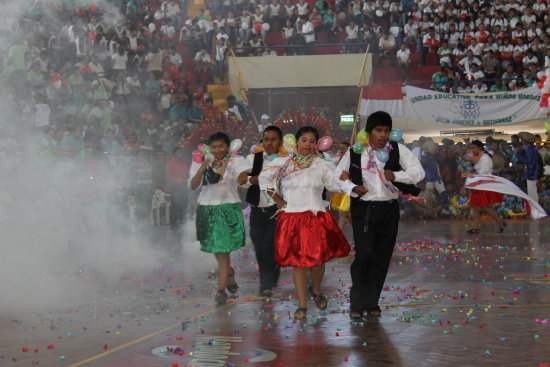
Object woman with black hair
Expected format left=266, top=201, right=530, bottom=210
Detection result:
left=466, top=140, right=506, bottom=233
left=189, top=132, right=246, bottom=306
left=259, top=126, right=350, bottom=320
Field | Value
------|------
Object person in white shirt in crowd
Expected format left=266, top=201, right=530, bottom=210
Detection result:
left=111, top=46, right=128, bottom=74
left=262, top=46, right=278, bottom=56
left=160, top=19, right=177, bottom=40
left=345, top=20, right=361, bottom=53
left=522, top=49, right=539, bottom=69
left=468, top=38, right=484, bottom=58
left=214, top=38, right=228, bottom=83
left=403, top=16, right=421, bottom=52
left=168, top=47, right=182, bottom=65
left=471, top=79, right=488, bottom=93
left=396, top=42, right=411, bottom=80
left=445, top=23, right=461, bottom=49
left=378, top=31, right=396, bottom=67
left=299, top=16, right=315, bottom=55
left=296, top=0, right=310, bottom=16
left=422, top=26, right=440, bottom=66
left=457, top=49, right=481, bottom=77
left=198, top=16, right=215, bottom=50
left=437, top=40, right=453, bottom=68
left=239, top=9, right=252, bottom=42
left=283, top=0, right=296, bottom=18
left=194, top=47, right=212, bottom=82
left=468, top=63, right=485, bottom=81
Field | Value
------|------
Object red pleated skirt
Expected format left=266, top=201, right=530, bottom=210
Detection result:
left=274, top=210, right=351, bottom=268
left=469, top=190, right=504, bottom=207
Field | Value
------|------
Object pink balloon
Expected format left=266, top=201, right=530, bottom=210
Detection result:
left=197, top=143, right=206, bottom=151
left=192, top=150, right=203, bottom=163
left=316, top=136, right=333, bottom=151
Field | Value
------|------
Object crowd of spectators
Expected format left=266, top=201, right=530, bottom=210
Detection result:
left=2, top=0, right=550, bottom=225
left=396, top=134, right=550, bottom=221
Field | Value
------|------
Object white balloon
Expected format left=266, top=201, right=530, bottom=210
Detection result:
left=229, top=139, right=243, bottom=152
left=262, top=23, right=270, bottom=32
left=204, top=153, right=215, bottom=163
left=376, top=9, right=384, bottom=17
left=149, top=23, right=156, bottom=32
left=241, top=21, right=249, bottom=30
left=154, top=11, right=162, bottom=20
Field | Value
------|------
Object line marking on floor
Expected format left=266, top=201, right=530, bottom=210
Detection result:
left=69, top=307, right=220, bottom=367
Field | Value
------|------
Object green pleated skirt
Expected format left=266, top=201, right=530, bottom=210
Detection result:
left=196, top=203, right=245, bottom=253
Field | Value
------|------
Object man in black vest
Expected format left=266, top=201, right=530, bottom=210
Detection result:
left=237, top=126, right=283, bottom=297
left=335, top=111, right=424, bottom=319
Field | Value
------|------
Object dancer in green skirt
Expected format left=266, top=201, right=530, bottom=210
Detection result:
left=189, top=132, right=246, bottom=305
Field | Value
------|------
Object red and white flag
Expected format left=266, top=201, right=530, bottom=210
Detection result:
left=464, top=174, right=547, bottom=219
left=359, top=85, right=403, bottom=117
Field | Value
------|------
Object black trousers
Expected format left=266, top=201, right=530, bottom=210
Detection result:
left=250, top=205, right=280, bottom=291
left=350, top=199, right=400, bottom=313
left=170, top=183, right=188, bottom=229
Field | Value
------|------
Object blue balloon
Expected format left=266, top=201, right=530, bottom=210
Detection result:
left=389, top=129, right=403, bottom=142
left=376, top=149, right=389, bottom=163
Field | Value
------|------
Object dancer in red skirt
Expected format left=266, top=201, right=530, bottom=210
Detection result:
left=259, top=126, right=351, bottom=320
left=467, top=140, right=505, bottom=233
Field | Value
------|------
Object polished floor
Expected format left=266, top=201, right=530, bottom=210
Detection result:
left=1, top=218, right=550, bottom=367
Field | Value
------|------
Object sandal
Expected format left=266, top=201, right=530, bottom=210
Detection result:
left=349, top=310, right=363, bottom=320
left=367, top=309, right=381, bottom=317
left=308, top=286, right=328, bottom=310
left=215, top=290, right=227, bottom=306
left=226, top=267, right=238, bottom=294
left=466, top=228, right=480, bottom=233
left=294, top=307, right=307, bottom=320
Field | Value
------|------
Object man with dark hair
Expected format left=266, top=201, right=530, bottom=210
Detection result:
left=237, top=126, right=283, bottom=297
left=335, top=111, right=424, bottom=319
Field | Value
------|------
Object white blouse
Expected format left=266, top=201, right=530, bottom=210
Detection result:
left=258, top=156, right=342, bottom=214
left=474, top=153, right=493, bottom=175
left=188, top=156, right=245, bottom=205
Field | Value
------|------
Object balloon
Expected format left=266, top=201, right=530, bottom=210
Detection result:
left=545, top=120, right=550, bottom=132
left=376, top=149, right=389, bottom=163
left=204, top=153, right=215, bottom=163
left=154, top=11, right=162, bottom=20
left=87, top=3, right=98, bottom=12
left=254, top=23, right=262, bottom=32
left=262, top=23, right=270, bottom=32
left=541, top=99, right=549, bottom=108
left=201, top=145, right=211, bottom=156
left=389, top=129, right=403, bottom=142
left=51, top=72, right=60, bottom=83
left=283, top=134, right=296, bottom=147
left=88, top=32, right=96, bottom=41
left=192, top=150, right=203, bottom=163
left=229, top=139, right=242, bottom=152
left=352, top=142, right=366, bottom=154
left=316, top=136, right=333, bottom=151
left=357, top=130, right=368, bottom=143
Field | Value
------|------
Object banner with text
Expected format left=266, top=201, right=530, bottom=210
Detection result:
left=405, top=85, right=544, bottom=126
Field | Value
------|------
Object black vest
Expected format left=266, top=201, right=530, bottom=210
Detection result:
left=349, top=141, right=420, bottom=196
left=245, top=152, right=264, bottom=206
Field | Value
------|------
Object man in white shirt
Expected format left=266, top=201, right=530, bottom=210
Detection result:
left=299, top=16, right=315, bottom=55
left=335, top=111, right=424, bottom=319
left=168, top=47, right=182, bottom=65
left=396, top=43, right=411, bottom=80
left=403, top=16, right=421, bottom=52
left=345, top=20, right=360, bottom=53
left=378, top=31, right=396, bottom=67
left=237, top=126, right=284, bottom=297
